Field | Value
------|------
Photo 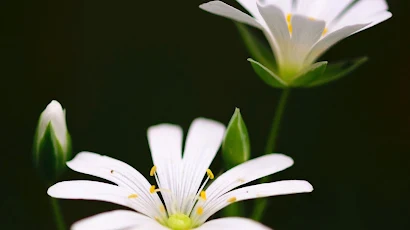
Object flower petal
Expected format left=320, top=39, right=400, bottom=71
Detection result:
left=305, top=23, right=368, bottom=65
left=147, top=124, right=184, bottom=215
left=333, top=0, right=390, bottom=28
left=256, top=1, right=290, bottom=67
left=148, top=124, right=183, bottom=166
left=71, top=210, right=158, bottom=230
left=66, top=152, right=165, bottom=219
left=198, top=180, right=313, bottom=223
left=295, top=0, right=354, bottom=23
left=257, top=1, right=290, bottom=44
left=180, top=118, right=225, bottom=213
left=199, top=1, right=263, bottom=29
left=48, top=181, right=135, bottom=209
left=285, top=15, right=325, bottom=69
left=205, top=154, right=294, bottom=203
left=264, top=0, right=293, bottom=15
left=196, top=217, right=271, bottom=230
left=236, top=0, right=262, bottom=19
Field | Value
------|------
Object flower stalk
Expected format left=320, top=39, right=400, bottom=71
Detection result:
left=252, top=88, right=291, bottom=221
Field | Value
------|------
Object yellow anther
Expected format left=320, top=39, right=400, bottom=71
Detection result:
left=288, top=24, right=293, bottom=34
left=160, top=205, right=166, bottom=212
left=200, top=191, right=207, bottom=200
left=128, top=194, right=138, bottom=199
left=322, top=28, right=328, bottom=36
left=206, top=169, right=214, bottom=179
left=150, top=165, right=157, bottom=176
left=286, top=13, right=292, bottom=23
left=308, top=17, right=316, bottom=21
left=196, top=206, right=204, bottom=215
left=150, top=185, right=156, bottom=193
left=227, top=197, right=237, bottom=203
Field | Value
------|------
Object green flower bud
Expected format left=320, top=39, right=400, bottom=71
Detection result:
left=222, top=108, right=250, bottom=170
left=33, top=100, right=72, bottom=182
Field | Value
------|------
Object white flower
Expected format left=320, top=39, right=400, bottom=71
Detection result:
left=200, top=0, right=392, bottom=80
left=48, top=118, right=313, bottom=230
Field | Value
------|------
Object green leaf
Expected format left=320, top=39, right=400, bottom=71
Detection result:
left=248, top=58, right=288, bottom=88
left=222, top=108, right=251, bottom=169
left=305, top=57, right=368, bottom=88
left=290, top=61, right=328, bottom=87
left=235, top=23, right=277, bottom=71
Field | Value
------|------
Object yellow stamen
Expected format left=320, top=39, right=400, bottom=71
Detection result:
left=150, top=185, right=156, bottom=193
left=227, top=197, right=237, bottom=203
left=150, top=165, right=157, bottom=176
left=308, top=17, right=316, bottom=21
left=322, top=28, right=328, bottom=36
left=200, top=191, right=207, bottom=200
left=286, top=13, right=292, bottom=23
left=288, top=23, right=293, bottom=34
left=160, top=205, right=166, bottom=212
left=128, top=194, right=138, bottom=199
left=206, top=169, right=214, bottom=179
left=196, top=206, right=204, bottom=215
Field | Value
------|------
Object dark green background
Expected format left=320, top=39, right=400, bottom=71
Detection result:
left=1, top=0, right=409, bottom=229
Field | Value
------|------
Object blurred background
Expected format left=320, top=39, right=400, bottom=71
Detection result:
left=1, top=0, right=409, bottom=229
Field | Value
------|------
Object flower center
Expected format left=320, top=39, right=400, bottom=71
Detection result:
left=167, top=213, right=192, bottom=230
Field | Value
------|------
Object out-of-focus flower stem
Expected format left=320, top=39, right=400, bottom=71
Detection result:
left=252, top=88, right=291, bottom=221
left=50, top=195, right=66, bottom=230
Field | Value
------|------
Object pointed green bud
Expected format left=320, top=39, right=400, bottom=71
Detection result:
left=33, top=100, right=72, bottom=182
left=222, top=108, right=250, bottom=169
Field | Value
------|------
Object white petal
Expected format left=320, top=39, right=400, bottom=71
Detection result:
left=199, top=180, right=313, bottom=223
left=147, top=124, right=183, bottom=215
left=205, top=154, right=293, bottom=203
left=199, top=1, right=263, bottom=29
left=48, top=181, right=135, bottom=209
left=305, top=23, right=368, bottom=65
left=37, top=100, right=67, bottom=148
left=257, top=1, right=290, bottom=43
left=264, top=0, right=293, bottom=15
left=355, top=11, right=392, bottom=33
left=295, top=0, right=353, bottom=23
left=236, top=0, right=262, bottom=19
left=285, top=15, right=326, bottom=69
left=197, top=217, right=271, bottom=230
left=66, top=152, right=165, bottom=219
left=333, top=0, right=389, bottom=28
left=148, top=124, right=183, bottom=166
left=71, top=210, right=157, bottom=230
left=256, top=1, right=290, bottom=67
left=180, top=118, right=225, bottom=213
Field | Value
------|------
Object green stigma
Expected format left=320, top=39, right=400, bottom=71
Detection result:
left=167, top=213, right=192, bottom=230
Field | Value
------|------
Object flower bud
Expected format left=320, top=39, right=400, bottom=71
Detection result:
left=222, top=108, right=250, bottom=170
left=33, top=100, right=72, bottom=181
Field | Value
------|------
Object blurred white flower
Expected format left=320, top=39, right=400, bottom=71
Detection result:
left=200, top=0, right=392, bottom=81
left=48, top=118, right=312, bottom=230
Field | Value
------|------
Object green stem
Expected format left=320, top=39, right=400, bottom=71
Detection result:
left=252, top=88, right=291, bottom=221
left=50, top=196, right=66, bottom=230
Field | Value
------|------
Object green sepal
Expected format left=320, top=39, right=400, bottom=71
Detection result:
left=248, top=58, right=288, bottom=88
left=235, top=23, right=277, bottom=71
left=222, top=108, right=249, bottom=217
left=304, top=57, right=368, bottom=88
left=222, top=108, right=251, bottom=169
left=290, top=61, right=328, bottom=87
left=33, top=123, right=72, bottom=182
